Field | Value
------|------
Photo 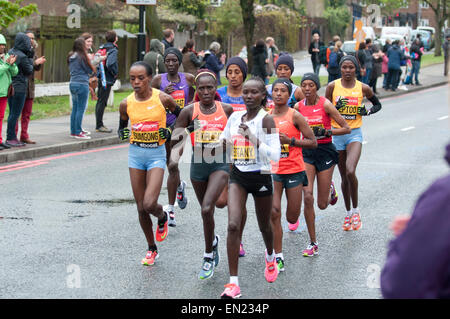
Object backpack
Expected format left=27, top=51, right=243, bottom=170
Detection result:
left=319, top=46, right=328, bottom=64
left=328, top=51, right=339, bottom=68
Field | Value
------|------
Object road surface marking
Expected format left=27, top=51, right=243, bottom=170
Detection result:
left=437, top=115, right=448, bottom=121
left=400, top=126, right=415, bottom=132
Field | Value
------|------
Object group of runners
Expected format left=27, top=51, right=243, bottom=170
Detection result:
left=117, top=49, right=382, bottom=299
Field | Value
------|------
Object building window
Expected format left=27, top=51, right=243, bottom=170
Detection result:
left=420, top=1, right=430, bottom=9
left=420, top=19, right=430, bottom=26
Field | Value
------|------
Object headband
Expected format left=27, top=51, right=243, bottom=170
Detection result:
left=272, top=78, right=293, bottom=96
left=194, top=71, right=217, bottom=83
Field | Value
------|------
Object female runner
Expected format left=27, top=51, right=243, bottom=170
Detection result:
left=118, top=61, right=180, bottom=266
left=219, top=77, right=281, bottom=299
left=269, top=78, right=316, bottom=272
left=170, top=70, right=233, bottom=280
left=295, top=73, right=350, bottom=256
left=325, top=56, right=382, bottom=231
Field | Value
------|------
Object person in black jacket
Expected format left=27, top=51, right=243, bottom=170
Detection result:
left=95, top=30, right=119, bottom=133
left=6, top=32, right=34, bottom=147
left=409, top=38, right=423, bottom=85
left=308, top=32, right=324, bottom=75
left=251, top=39, right=268, bottom=82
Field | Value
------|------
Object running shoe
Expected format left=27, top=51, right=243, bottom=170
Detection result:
left=141, top=250, right=159, bottom=266
left=166, top=208, right=176, bottom=227
left=239, top=242, right=246, bottom=257
left=264, top=252, right=279, bottom=283
left=342, top=215, right=353, bottom=231
left=288, top=219, right=299, bottom=231
left=155, top=211, right=169, bottom=242
left=276, top=257, right=285, bottom=272
left=329, top=181, right=338, bottom=205
left=352, top=212, right=362, bottom=231
left=302, top=243, right=319, bottom=257
left=176, top=181, right=188, bottom=209
left=198, top=257, right=215, bottom=280
left=221, top=283, right=241, bottom=299
left=212, top=235, right=220, bottom=267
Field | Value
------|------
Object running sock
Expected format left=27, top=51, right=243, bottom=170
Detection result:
left=212, top=236, right=218, bottom=247
left=148, top=244, right=157, bottom=252
left=266, top=250, right=275, bottom=263
left=352, top=207, right=360, bottom=215
left=167, top=205, right=175, bottom=212
left=158, top=212, right=168, bottom=228
left=204, top=252, right=213, bottom=259
left=230, top=276, right=239, bottom=286
left=346, top=210, right=353, bottom=217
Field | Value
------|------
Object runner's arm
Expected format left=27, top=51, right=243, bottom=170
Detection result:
left=324, top=99, right=351, bottom=136
left=325, top=81, right=335, bottom=102
left=150, top=74, right=162, bottom=89
left=160, top=91, right=181, bottom=116
left=257, top=115, right=281, bottom=162
left=361, top=84, right=382, bottom=115
left=292, top=111, right=317, bottom=149
left=170, top=105, right=194, bottom=157
left=118, top=98, right=130, bottom=140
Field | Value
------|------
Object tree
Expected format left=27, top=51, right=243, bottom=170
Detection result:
left=0, top=0, right=38, bottom=30
left=240, top=0, right=256, bottom=70
left=166, top=0, right=209, bottom=19
left=324, top=0, right=351, bottom=39
left=421, top=0, right=449, bottom=56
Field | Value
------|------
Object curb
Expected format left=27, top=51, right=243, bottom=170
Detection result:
left=377, top=80, right=448, bottom=100
left=0, top=136, right=127, bottom=164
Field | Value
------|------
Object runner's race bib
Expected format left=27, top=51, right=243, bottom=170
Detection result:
left=171, top=90, right=186, bottom=109
left=231, top=104, right=246, bottom=112
left=232, top=135, right=256, bottom=165
left=337, top=96, right=359, bottom=120
left=281, top=144, right=290, bottom=158
left=304, top=115, right=326, bottom=140
left=131, top=121, right=159, bottom=148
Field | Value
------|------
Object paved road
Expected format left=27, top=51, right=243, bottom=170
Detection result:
left=0, top=85, right=448, bottom=299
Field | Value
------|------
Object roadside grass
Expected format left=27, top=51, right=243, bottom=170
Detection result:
left=421, top=54, right=444, bottom=67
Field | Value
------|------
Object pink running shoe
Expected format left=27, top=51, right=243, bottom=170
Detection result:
left=264, top=252, right=279, bottom=283
left=239, top=243, right=246, bottom=257
left=288, top=219, right=299, bottom=231
left=221, top=283, right=241, bottom=299
left=329, top=181, right=338, bottom=205
left=302, top=243, right=319, bottom=257
left=141, top=250, right=159, bottom=266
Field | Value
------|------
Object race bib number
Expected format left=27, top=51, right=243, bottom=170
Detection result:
left=171, top=90, right=186, bottom=109
left=336, top=96, right=359, bottom=120
left=232, top=135, right=256, bottom=165
left=131, top=121, right=159, bottom=148
left=281, top=144, right=290, bottom=158
left=194, top=130, right=222, bottom=147
left=266, top=99, right=275, bottom=110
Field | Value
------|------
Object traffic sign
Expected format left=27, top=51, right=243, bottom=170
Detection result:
left=126, top=0, right=156, bottom=5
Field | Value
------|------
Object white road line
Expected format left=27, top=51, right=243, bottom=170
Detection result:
left=362, top=140, right=368, bottom=145
left=401, top=126, right=415, bottom=132
left=437, top=115, right=448, bottom=120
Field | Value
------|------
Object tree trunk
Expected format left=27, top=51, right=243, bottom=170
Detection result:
left=146, top=5, right=163, bottom=41
left=240, top=0, right=255, bottom=72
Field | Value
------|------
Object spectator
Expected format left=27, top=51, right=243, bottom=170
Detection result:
left=204, top=41, right=226, bottom=85
left=327, top=40, right=344, bottom=83
left=369, top=44, right=384, bottom=94
left=238, top=46, right=248, bottom=64
left=382, top=38, right=392, bottom=54
left=444, top=34, right=450, bottom=76
left=410, top=38, right=423, bottom=85
left=181, top=39, right=204, bottom=76
left=265, top=37, right=278, bottom=79
left=81, top=33, right=107, bottom=102
left=363, top=38, right=374, bottom=85
left=143, top=39, right=166, bottom=77
left=94, top=30, right=118, bottom=133
left=0, top=34, right=18, bottom=150
left=162, top=29, right=174, bottom=50
left=251, top=39, right=268, bottom=83
left=68, top=37, right=96, bottom=139
left=308, top=32, right=323, bottom=75
left=382, top=50, right=389, bottom=89
left=14, top=31, right=46, bottom=145
left=381, top=142, right=450, bottom=299
left=385, top=40, right=405, bottom=92
left=356, top=42, right=367, bottom=82
left=6, top=32, right=34, bottom=147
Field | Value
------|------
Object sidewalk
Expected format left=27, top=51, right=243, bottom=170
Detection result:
left=0, top=63, right=447, bottom=164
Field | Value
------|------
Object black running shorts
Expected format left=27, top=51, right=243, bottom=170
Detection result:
left=229, top=165, right=273, bottom=197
